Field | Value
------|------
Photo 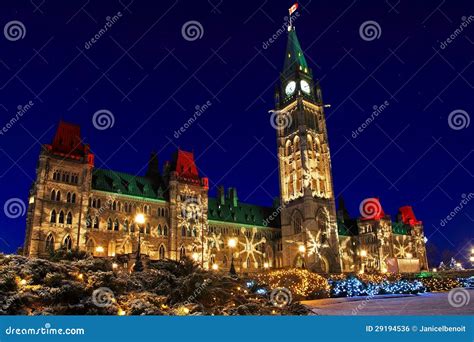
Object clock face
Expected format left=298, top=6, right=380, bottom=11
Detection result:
left=300, top=80, right=310, bottom=94
left=285, top=81, right=296, bottom=96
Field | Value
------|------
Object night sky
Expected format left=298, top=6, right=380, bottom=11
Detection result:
left=0, top=0, right=472, bottom=266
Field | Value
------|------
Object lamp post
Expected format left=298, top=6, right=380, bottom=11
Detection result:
left=360, top=249, right=367, bottom=274
left=228, top=238, right=237, bottom=275
left=298, top=244, right=306, bottom=269
left=133, top=213, right=145, bottom=272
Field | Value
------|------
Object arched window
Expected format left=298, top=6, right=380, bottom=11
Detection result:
left=157, top=225, right=162, bottom=236
left=181, top=226, right=186, bottom=237
left=58, top=210, right=65, bottom=224
left=124, top=219, right=129, bottom=232
left=56, top=191, right=61, bottom=201
left=145, top=223, right=151, bottom=235
left=71, top=193, right=76, bottom=203
left=63, top=235, right=72, bottom=251
left=159, top=245, right=166, bottom=259
left=107, top=218, right=112, bottom=230
left=187, top=227, right=192, bottom=237
left=112, top=201, right=117, bottom=211
left=86, top=215, right=92, bottom=228
left=51, top=190, right=56, bottom=201
left=97, top=199, right=101, bottom=208
left=45, top=233, right=54, bottom=252
left=93, top=216, right=99, bottom=229
left=66, top=212, right=72, bottom=225
left=163, top=225, right=168, bottom=236
left=50, top=210, right=57, bottom=223
left=67, top=192, right=71, bottom=203
left=292, top=212, right=302, bottom=234
left=114, top=219, right=119, bottom=231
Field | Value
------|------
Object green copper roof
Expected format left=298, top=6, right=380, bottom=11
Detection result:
left=337, top=218, right=358, bottom=236
left=207, top=197, right=280, bottom=228
left=392, top=221, right=410, bottom=235
left=283, top=27, right=309, bottom=76
left=92, top=168, right=165, bottom=200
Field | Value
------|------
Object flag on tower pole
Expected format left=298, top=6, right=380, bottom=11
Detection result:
left=288, top=3, right=298, bottom=29
left=289, top=3, right=298, bottom=15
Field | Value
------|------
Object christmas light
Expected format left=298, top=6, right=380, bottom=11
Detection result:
left=95, top=246, right=104, bottom=253
left=212, top=263, right=218, bottom=270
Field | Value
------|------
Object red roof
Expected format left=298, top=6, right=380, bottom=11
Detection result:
left=46, top=121, right=93, bottom=165
left=173, top=149, right=199, bottom=180
left=398, top=206, right=421, bottom=226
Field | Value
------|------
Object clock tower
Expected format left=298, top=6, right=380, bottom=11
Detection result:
left=274, top=25, right=342, bottom=273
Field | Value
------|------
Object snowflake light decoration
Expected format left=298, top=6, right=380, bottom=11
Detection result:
left=238, top=227, right=266, bottom=268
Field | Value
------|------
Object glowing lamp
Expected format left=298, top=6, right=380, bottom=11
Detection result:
left=470, top=256, right=474, bottom=262
left=432, top=268, right=437, bottom=272
left=228, top=238, right=237, bottom=248
left=298, top=245, right=306, bottom=253
left=360, top=250, right=367, bottom=257
left=192, top=252, right=199, bottom=261
left=134, top=213, right=145, bottom=225
left=95, top=246, right=104, bottom=253
left=212, top=263, right=218, bottom=270
left=263, top=262, right=269, bottom=269
left=112, top=263, right=118, bottom=269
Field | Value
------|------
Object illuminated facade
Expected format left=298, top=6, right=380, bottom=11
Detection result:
left=23, top=25, right=427, bottom=273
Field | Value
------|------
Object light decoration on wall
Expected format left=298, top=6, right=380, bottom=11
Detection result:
left=237, top=228, right=266, bottom=268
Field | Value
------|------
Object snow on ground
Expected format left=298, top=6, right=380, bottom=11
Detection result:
left=302, top=290, right=474, bottom=315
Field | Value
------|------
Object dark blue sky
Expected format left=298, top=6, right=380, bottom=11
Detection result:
left=0, top=0, right=472, bottom=265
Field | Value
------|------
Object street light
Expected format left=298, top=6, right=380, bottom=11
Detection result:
left=133, top=214, right=145, bottom=272
left=228, top=238, right=237, bottom=275
left=360, top=249, right=367, bottom=273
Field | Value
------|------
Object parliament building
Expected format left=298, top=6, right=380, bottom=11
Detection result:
left=23, top=25, right=428, bottom=274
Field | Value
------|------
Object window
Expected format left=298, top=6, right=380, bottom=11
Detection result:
left=192, top=227, right=197, bottom=237
left=114, top=219, right=119, bottom=231
left=145, top=223, right=151, bottom=235
left=71, top=193, right=76, bottom=203
left=56, top=191, right=61, bottom=201
left=63, top=235, right=72, bottom=251
left=157, top=225, right=162, bottom=236
left=181, top=226, right=186, bottom=237
left=51, top=190, right=56, bottom=201
left=93, top=216, right=99, bottom=229
left=58, top=210, right=65, bottom=224
left=66, top=212, right=72, bottom=225
left=67, top=192, right=71, bottom=203
left=50, top=210, right=57, bottom=223
left=124, top=220, right=129, bottom=232
left=107, top=218, right=112, bottom=230
left=159, top=245, right=166, bottom=259
left=86, top=215, right=92, bottom=228
left=45, top=234, right=54, bottom=252
left=163, top=225, right=168, bottom=236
